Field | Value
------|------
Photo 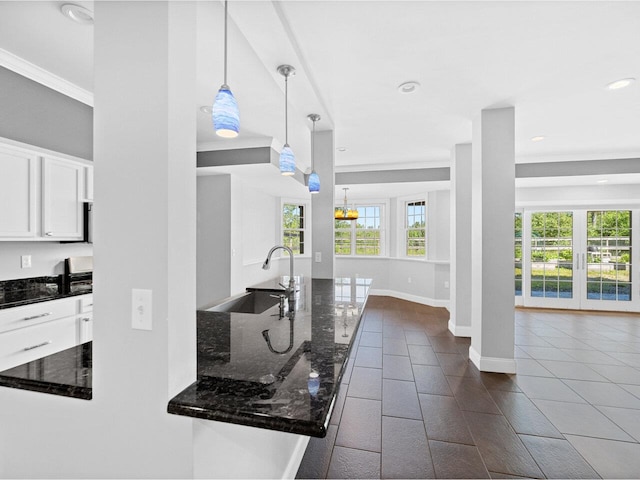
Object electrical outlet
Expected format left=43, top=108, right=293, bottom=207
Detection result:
left=315, top=252, right=322, bottom=262
left=21, top=255, right=31, bottom=269
left=444, top=281, right=450, bottom=289
left=408, top=277, right=412, bottom=284
left=131, top=289, right=153, bottom=331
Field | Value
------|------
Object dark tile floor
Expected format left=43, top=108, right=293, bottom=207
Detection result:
left=296, top=296, right=640, bottom=479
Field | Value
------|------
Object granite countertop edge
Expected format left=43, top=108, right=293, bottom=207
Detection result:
left=168, top=277, right=368, bottom=438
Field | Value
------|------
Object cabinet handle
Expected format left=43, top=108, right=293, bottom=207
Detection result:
left=23, top=312, right=52, bottom=321
left=45, top=232, right=53, bottom=236
left=87, top=304, right=93, bottom=307
left=80, top=317, right=91, bottom=322
left=23, top=340, right=52, bottom=351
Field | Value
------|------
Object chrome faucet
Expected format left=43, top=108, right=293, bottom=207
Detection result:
left=262, top=245, right=296, bottom=306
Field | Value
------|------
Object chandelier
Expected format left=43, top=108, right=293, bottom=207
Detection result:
left=335, top=188, right=358, bottom=220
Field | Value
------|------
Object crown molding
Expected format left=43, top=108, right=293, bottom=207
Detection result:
left=0, top=48, right=93, bottom=107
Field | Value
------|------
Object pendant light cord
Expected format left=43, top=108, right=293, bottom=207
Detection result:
left=311, top=118, right=315, bottom=169
left=223, top=0, right=228, bottom=86
left=285, top=74, right=289, bottom=144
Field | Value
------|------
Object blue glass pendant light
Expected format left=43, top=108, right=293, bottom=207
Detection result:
left=307, top=114, right=321, bottom=194
left=212, top=1, right=239, bottom=138
left=277, top=65, right=296, bottom=176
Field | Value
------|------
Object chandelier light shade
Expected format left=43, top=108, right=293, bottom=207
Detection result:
left=308, top=113, right=321, bottom=194
left=278, top=65, right=296, bottom=175
left=335, top=187, right=358, bottom=220
left=212, top=1, right=239, bottom=138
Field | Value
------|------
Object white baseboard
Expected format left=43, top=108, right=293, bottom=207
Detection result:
left=447, top=319, right=472, bottom=337
left=369, top=289, right=450, bottom=309
left=469, top=346, right=517, bottom=373
left=282, top=435, right=310, bottom=480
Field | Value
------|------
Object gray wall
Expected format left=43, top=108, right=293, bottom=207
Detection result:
left=0, top=69, right=94, bottom=281
left=197, top=174, right=232, bottom=308
left=0, top=66, right=93, bottom=160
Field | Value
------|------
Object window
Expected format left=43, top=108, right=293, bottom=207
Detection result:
left=406, top=200, right=426, bottom=256
left=335, top=205, right=383, bottom=256
left=282, top=203, right=305, bottom=254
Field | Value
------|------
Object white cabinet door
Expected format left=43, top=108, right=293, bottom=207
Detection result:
left=0, top=146, right=37, bottom=238
left=42, top=157, right=83, bottom=239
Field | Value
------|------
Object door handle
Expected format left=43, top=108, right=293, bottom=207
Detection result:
left=582, top=253, right=585, bottom=270
left=575, top=253, right=579, bottom=270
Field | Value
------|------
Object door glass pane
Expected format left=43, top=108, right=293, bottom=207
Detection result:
left=530, top=212, right=574, bottom=299
left=586, top=211, right=631, bottom=301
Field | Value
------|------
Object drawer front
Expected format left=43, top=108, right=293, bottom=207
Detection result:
left=0, top=298, right=77, bottom=334
left=0, top=316, right=77, bottom=372
left=80, top=294, right=93, bottom=313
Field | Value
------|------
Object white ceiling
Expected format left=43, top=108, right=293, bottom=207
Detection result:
left=1, top=1, right=640, bottom=187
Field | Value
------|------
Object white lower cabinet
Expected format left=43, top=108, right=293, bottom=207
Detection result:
left=0, top=316, right=77, bottom=371
left=0, top=294, right=93, bottom=372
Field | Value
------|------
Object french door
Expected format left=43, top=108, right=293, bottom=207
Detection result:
left=521, top=209, right=640, bottom=312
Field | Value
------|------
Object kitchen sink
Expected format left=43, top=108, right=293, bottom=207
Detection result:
left=208, top=290, right=282, bottom=314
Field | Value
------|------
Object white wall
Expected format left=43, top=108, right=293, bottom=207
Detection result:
left=0, top=4, right=198, bottom=478
left=197, top=172, right=311, bottom=303
left=0, top=242, right=93, bottom=280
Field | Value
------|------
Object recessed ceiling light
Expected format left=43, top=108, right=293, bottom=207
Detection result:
left=397, top=81, right=420, bottom=94
left=531, top=136, right=545, bottom=142
left=199, top=105, right=213, bottom=114
left=60, top=4, right=94, bottom=25
left=337, top=147, right=348, bottom=152
left=606, top=78, right=635, bottom=90
left=597, top=179, right=609, bottom=184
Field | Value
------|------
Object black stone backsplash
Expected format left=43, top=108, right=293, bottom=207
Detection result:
left=0, top=276, right=62, bottom=308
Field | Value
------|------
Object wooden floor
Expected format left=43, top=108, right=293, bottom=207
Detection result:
left=296, top=296, right=640, bottom=479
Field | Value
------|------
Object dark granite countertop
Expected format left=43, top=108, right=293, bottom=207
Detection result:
left=168, top=276, right=371, bottom=437
left=0, top=342, right=92, bottom=400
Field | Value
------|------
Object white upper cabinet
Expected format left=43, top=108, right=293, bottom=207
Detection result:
left=0, top=139, right=91, bottom=241
left=0, top=145, right=37, bottom=238
left=42, top=157, right=83, bottom=239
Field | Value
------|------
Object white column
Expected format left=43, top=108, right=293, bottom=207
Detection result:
left=469, top=108, right=516, bottom=373
left=94, top=1, right=196, bottom=475
left=449, top=143, right=473, bottom=337
left=312, top=130, right=335, bottom=279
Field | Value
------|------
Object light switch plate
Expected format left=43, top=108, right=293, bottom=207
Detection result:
left=132, top=289, right=152, bottom=331
left=20, top=255, right=31, bottom=268
left=315, top=252, right=322, bottom=262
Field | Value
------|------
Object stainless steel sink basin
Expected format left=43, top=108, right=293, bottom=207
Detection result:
left=208, top=290, right=282, bottom=314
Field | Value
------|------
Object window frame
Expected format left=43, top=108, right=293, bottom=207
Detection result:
left=281, top=199, right=310, bottom=257
left=405, top=199, right=427, bottom=258
left=334, top=200, right=388, bottom=257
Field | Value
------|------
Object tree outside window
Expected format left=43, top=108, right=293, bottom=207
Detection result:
left=406, top=201, right=425, bottom=256
left=283, top=203, right=305, bottom=254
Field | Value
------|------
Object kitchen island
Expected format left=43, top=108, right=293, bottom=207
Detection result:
left=168, top=276, right=370, bottom=478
